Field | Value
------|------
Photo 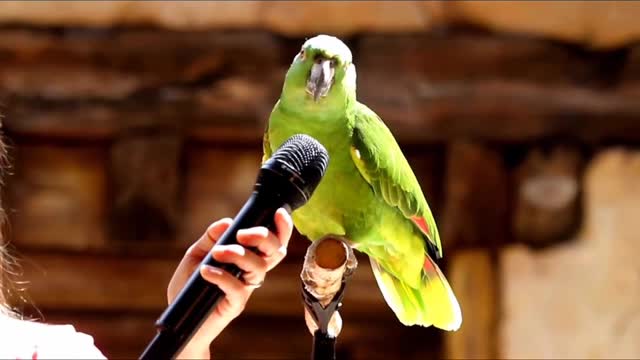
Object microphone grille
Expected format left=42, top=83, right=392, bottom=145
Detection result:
left=271, top=134, right=329, bottom=192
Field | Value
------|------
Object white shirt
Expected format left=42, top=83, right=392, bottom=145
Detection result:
left=0, top=314, right=106, bottom=359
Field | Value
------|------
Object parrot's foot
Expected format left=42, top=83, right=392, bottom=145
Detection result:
left=302, top=280, right=347, bottom=334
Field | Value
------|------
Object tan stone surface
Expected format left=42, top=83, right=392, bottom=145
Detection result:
left=0, top=1, right=261, bottom=29
left=1, top=1, right=639, bottom=48
left=261, top=1, right=430, bottom=36
left=0, top=1, right=439, bottom=34
left=447, top=1, right=640, bottom=49
left=499, top=148, right=640, bottom=359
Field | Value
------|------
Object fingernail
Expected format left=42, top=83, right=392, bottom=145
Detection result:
left=211, top=246, right=227, bottom=257
left=211, top=246, right=222, bottom=253
left=201, top=265, right=222, bottom=276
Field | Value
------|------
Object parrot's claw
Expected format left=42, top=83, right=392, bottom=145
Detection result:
left=302, top=281, right=347, bottom=334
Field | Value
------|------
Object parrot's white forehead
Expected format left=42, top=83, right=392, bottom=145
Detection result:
left=303, top=34, right=353, bottom=63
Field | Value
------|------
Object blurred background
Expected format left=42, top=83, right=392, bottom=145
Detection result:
left=1, top=1, right=639, bottom=359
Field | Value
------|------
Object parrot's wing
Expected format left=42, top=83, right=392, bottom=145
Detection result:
left=350, top=103, right=461, bottom=331
left=349, top=102, right=442, bottom=258
left=261, top=118, right=272, bottom=164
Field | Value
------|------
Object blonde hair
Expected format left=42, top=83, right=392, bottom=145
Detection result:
left=0, top=128, right=15, bottom=316
left=0, top=244, right=15, bottom=316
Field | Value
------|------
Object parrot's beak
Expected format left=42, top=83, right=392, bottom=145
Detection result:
left=306, top=58, right=334, bottom=102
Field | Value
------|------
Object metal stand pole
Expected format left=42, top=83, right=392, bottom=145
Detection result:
left=311, top=329, right=337, bottom=360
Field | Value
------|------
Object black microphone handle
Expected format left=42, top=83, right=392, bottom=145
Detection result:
left=140, top=187, right=289, bottom=360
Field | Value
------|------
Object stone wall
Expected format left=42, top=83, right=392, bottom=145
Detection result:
left=500, top=149, right=640, bottom=359
left=1, top=1, right=640, bottom=49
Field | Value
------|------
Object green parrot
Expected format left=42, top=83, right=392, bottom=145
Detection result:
left=262, top=34, right=462, bottom=331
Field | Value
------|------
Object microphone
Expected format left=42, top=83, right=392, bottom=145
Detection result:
left=140, top=134, right=330, bottom=360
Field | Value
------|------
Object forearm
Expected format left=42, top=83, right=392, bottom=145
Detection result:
left=177, top=344, right=211, bottom=359
left=176, top=337, right=211, bottom=360
left=175, top=318, right=230, bottom=360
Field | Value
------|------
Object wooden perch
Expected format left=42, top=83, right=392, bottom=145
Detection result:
left=300, top=236, right=358, bottom=337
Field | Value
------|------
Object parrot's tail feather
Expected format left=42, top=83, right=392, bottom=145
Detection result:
left=369, top=256, right=462, bottom=331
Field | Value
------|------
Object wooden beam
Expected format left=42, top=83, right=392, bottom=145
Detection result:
left=443, top=249, right=498, bottom=359
left=10, top=251, right=398, bottom=321
left=2, top=90, right=274, bottom=144
left=0, top=28, right=284, bottom=143
left=9, top=78, right=640, bottom=144
left=440, top=142, right=510, bottom=252
left=0, top=29, right=283, bottom=99
left=357, top=33, right=596, bottom=85
left=355, top=33, right=638, bottom=144
left=357, top=78, right=640, bottom=144
left=39, top=310, right=441, bottom=360
left=1, top=29, right=640, bottom=144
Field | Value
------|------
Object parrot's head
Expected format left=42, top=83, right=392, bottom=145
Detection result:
left=282, top=34, right=356, bottom=106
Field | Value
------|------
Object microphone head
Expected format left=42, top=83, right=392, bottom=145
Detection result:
left=262, top=134, right=330, bottom=207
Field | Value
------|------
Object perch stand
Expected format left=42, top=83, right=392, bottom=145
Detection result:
left=300, top=236, right=358, bottom=360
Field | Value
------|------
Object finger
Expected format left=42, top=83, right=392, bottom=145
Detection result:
left=211, top=245, right=268, bottom=276
left=274, top=207, right=293, bottom=248
left=199, top=265, right=250, bottom=303
left=207, top=218, right=234, bottom=244
left=187, top=218, right=233, bottom=259
left=236, top=226, right=280, bottom=257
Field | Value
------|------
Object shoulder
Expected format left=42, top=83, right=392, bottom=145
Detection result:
left=353, top=101, right=382, bottom=120
left=351, top=102, right=393, bottom=137
left=0, top=315, right=107, bottom=359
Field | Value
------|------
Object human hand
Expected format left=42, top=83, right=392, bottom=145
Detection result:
left=167, top=208, right=293, bottom=359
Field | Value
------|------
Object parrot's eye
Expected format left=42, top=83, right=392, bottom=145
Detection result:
left=299, top=49, right=306, bottom=60
left=312, top=54, right=339, bottom=67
